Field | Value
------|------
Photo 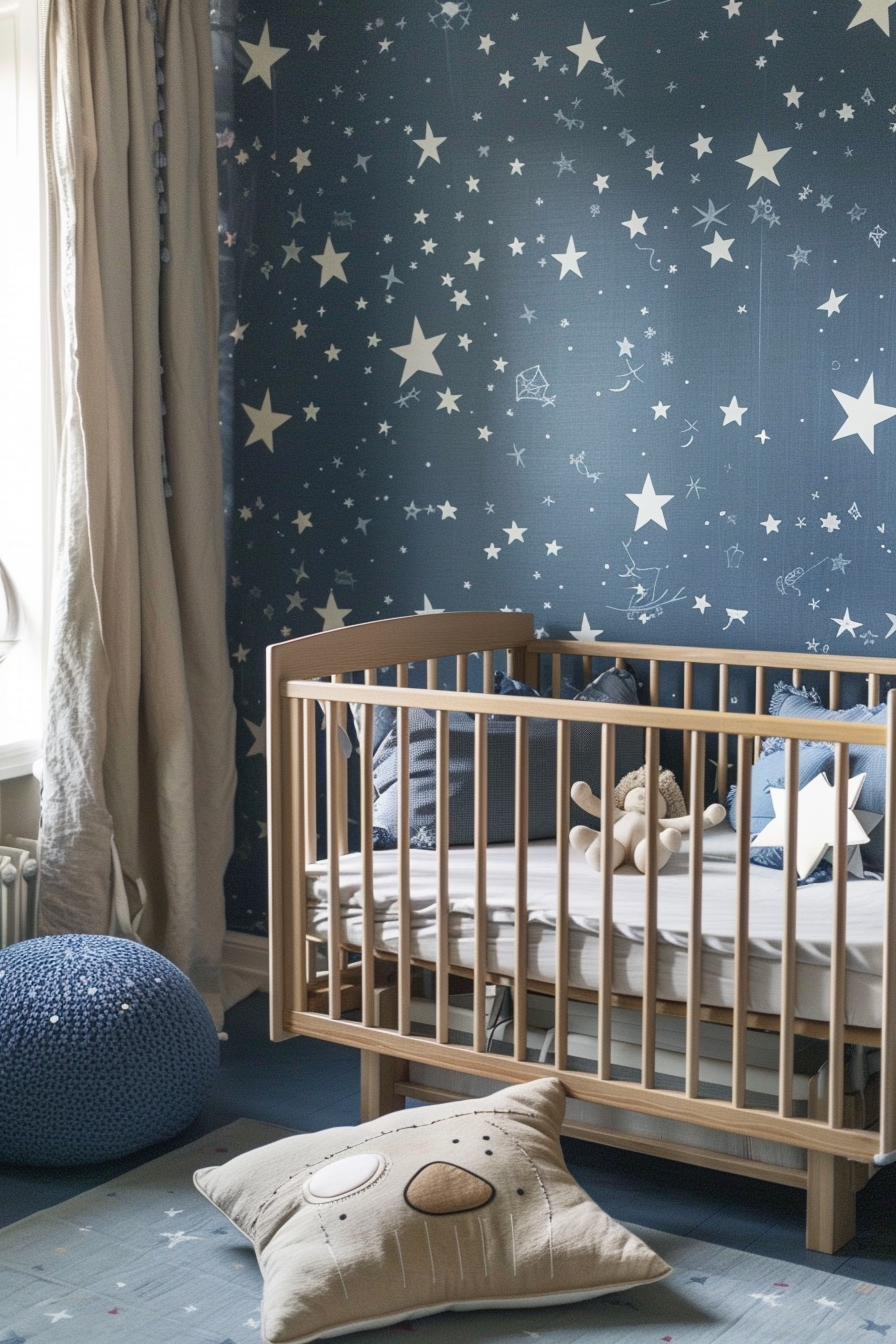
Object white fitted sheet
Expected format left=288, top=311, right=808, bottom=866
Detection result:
left=305, top=830, right=887, bottom=1029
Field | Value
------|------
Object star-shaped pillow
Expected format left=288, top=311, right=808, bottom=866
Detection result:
left=195, top=1078, right=670, bottom=1344
left=751, top=770, right=881, bottom=879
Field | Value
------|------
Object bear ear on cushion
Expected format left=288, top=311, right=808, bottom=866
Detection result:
left=194, top=1077, right=671, bottom=1344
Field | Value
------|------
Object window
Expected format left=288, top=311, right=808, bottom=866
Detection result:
left=0, top=0, right=52, bottom=777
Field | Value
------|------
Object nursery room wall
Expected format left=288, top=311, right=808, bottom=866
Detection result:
left=214, top=0, right=896, bottom=934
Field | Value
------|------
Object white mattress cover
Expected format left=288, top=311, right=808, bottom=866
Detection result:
left=306, top=830, right=888, bottom=1029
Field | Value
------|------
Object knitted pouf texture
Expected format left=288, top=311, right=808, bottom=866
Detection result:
left=0, top=934, right=220, bottom=1166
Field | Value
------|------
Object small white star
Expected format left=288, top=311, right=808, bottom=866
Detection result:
left=720, top=396, right=748, bottom=426
left=694, top=595, right=710, bottom=614
left=760, top=514, right=782, bottom=533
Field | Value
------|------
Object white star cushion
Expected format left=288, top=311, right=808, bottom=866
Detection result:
left=194, top=1078, right=670, bottom=1344
left=751, top=770, right=880, bottom=879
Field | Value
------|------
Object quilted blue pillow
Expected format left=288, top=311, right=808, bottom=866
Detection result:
left=727, top=743, right=836, bottom=883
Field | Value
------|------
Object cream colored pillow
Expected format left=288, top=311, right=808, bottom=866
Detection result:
left=194, top=1077, right=670, bottom=1344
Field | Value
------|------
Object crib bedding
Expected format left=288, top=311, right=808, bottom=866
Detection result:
left=306, top=837, right=885, bottom=1029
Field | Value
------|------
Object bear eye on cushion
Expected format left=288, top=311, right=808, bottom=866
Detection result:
left=194, top=1078, right=670, bottom=1344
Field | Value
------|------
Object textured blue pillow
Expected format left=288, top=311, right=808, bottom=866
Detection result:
left=0, top=934, right=220, bottom=1166
left=761, top=682, right=877, bottom=755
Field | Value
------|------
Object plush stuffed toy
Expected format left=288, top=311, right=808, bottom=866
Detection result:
left=570, top=766, right=726, bottom=874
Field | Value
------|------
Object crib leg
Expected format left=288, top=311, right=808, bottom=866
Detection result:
left=359, top=983, right=408, bottom=1122
left=805, top=1150, right=856, bottom=1253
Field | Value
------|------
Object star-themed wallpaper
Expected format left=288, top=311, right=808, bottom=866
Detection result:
left=213, top=0, right=896, bottom=934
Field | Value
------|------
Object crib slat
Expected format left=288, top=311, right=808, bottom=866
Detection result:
left=869, top=672, right=881, bottom=707
left=482, top=648, right=493, bottom=696
left=778, top=737, right=799, bottom=1118
left=303, top=699, right=317, bottom=864
left=360, top=678, right=375, bottom=1029
left=649, top=660, right=660, bottom=706
left=552, top=653, right=562, bottom=699
left=829, top=669, right=841, bottom=711
left=331, top=674, right=349, bottom=858
left=435, top=709, right=450, bottom=1045
left=716, top=664, right=729, bottom=801
left=682, top=662, right=694, bottom=797
left=456, top=653, right=468, bottom=692
left=427, top=658, right=438, bottom=690
left=473, top=712, right=488, bottom=1055
left=828, top=740, right=849, bottom=1130
left=396, top=668, right=411, bottom=1038
left=513, top=717, right=529, bottom=1063
left=554, top=720, right=570, bottom=1072
left=642, top=727, right=660, bottom=1090
left=685, top=731, right=705, bottom=1100
left=598, top=723, right=616, bottom=1083
left=325, top=703, right=342, bottom=1020
left=732, top=734, right=752, bottom=1110
left=287, top=697, right=306, bottom=1015
left=879, top=688, right=896, bottom=1159
left=754, top=666, right=766, bottom=762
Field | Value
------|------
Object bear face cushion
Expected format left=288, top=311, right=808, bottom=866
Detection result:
left=194, top=1078, right=670, bottom=1344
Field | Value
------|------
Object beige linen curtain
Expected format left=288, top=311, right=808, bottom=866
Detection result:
left=39, top=0, right=236, bottom=1025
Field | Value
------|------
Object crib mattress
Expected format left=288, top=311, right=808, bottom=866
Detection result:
left=305, top=832, right=888, bottom=1029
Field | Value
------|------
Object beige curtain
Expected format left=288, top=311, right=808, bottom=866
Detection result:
left=39, top=0, right=236, bottom=1025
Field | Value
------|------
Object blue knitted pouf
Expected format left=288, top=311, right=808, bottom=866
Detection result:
left=0, top=934, right=220, bottom=1166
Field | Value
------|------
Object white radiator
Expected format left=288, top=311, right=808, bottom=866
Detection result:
left=0, top=839, right=38, bottom=947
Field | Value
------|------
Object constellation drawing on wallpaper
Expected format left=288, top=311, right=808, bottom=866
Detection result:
left=608, top=540, right=687, bottom=623
left=570, top=451, right=601, bottom=482
left=634, top=243, right=662, bottom=271
left=610, top=359, right=645, bottom=392
left=775, top=556, right=830, bottom=597
left=680, top=420, right=698, bottom=448
left=428, top=2, right=472, bottom=29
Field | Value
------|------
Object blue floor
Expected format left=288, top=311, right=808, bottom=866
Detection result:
left=1, top=991, right=894, bottom=1286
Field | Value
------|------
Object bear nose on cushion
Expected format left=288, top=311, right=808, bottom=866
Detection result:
left=404, top=1162, right=495, bottom=1215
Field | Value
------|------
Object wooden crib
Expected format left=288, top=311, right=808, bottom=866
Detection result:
left=265, top=611, right=896, bottom=1254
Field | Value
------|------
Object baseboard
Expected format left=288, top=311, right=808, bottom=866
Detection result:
left=222, top=930, right=269, bottom=990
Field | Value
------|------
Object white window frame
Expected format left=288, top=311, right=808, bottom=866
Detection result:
left=0, top=0, right=53, bottom=781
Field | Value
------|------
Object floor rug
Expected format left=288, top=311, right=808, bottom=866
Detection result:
left=1, top=1118, right=894, bottom=1343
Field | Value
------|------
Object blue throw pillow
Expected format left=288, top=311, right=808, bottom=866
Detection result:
left=761, top=683, right=886, bottom=871
left=727, top=743, right=835, bottom=883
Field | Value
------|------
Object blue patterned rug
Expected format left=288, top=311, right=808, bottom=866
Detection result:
left=1, top=1119, right=894, bottom=1343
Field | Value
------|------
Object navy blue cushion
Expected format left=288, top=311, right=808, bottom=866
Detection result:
left=367, top=668, right=643, bottom=847
left=0, top=934, right=220, bottom=1166
left=726, top=743, right=836, bottom=882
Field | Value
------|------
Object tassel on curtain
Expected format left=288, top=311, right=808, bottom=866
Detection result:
left=39, top=0, right=236, bottom=1026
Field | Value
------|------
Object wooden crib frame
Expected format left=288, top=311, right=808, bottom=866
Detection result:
left=266, top=611, right=896, bottom=1254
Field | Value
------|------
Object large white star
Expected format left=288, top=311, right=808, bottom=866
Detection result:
left=736, top=132, right=791, bottom=188
left=832, top=373, right=896, bottom=453
left=314, top=590, right=352, bottom=631
left=621, top=210, right=648, bottom=238
left=243, top=717, right=266, bottom=758
left=702, top=231, right=734, bottom=266
left=312, top=235, right=349, bottom=287
left=416, top=595, right=445, bottom=615
left=413, top=122, right=447, bottom=167
left=690, top=133, right=713, bottom=158
left=240, top=22, right=289, bottom=87
left=567, top=22, right=605, bottom=74
left=242, top=389, right=292, bottom=451
left=831, top=607, right=862, bottom=637
left=752, top=770, right=874, bottom=879
left=847, top=0, right=895, bottom=34
left=552, top=236, right=587, bottom=278
left=818, top=289, right=848, bottom=317
left=571, top=614, right=604, bottom=641
left=390, top=317, right=446, bottom=386
left=626, top=473, right=673, bottom=531
left=720, top=396, right=748, bottom=426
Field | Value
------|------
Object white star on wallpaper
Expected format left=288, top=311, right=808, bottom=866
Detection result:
left=240, top=22, right=289, bottom=88
left=552, top=237, right=586, bottom=277
left=312, top=236, right=349, bottom=286
left=243, top=718, right=266, bottom=757
left=242, top=390, right=292, bottom=451
left=818, top=289, right=848, bottom=316
left=626, top=474, right=673, bottom=530
left=702, top=231, right=734, bottom=266
left=720, top=396, right=748, bottom=426
left=570, top=614, right=604, bottom=640
left=847, top=0, right=895, bottom=34
left=832, top=373, right=896, bottom=453
left=314, top=591, right=352, bottom=630
left=831, top=607, right=862, bottom=636
left=416, top=595, right=445, bottom=614
left=391, top=317, right=446, bottom=385
left=736, top=133, right=791, bottom=187
left=567, top=22, right=605, bottom=74
left=413, top=123, right=447, bottom=166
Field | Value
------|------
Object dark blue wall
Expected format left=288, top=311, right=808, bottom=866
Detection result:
left=216, top=0, right=896, bottom=933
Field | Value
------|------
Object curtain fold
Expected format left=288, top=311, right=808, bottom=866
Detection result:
left=39, top=0, right=236, bottom=1025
